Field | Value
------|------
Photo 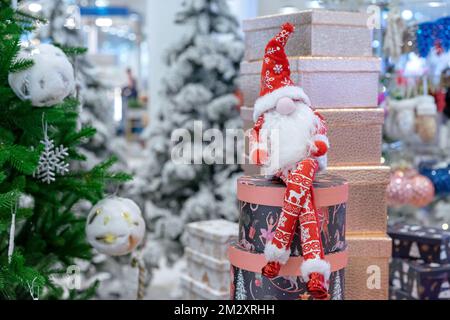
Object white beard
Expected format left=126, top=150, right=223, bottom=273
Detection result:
left=260, top=103, right=316, bottom=176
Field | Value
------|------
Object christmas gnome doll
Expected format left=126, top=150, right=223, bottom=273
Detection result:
left=249, top=23, right=331, bottom=299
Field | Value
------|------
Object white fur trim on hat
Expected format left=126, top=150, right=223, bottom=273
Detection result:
left=264, top=242, right=291, bottom=265
left=254, top=86, right=311, bottom=122
left=301, top=258, right=331, bottom=285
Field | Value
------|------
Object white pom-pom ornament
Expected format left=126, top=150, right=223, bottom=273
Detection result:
left=8, top=44, right=75, bottom=107
left=86, top=197, right=146, bottom=256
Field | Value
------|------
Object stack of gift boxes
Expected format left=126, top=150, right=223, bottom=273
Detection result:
left=389, top=223, right=450, bottom=300
left=181, top=220, right=238, bottom=300
left=240, top=10, right=392, bottom=300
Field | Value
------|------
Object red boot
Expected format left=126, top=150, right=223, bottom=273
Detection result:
left=307, top=272, right=330, bottom=300
left=262, top=262, right=281, bottom=278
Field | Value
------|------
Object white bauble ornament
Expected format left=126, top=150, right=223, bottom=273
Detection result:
left=8, top=44, right=75, bottom=107
left=86, top=197, right=146, bottom=256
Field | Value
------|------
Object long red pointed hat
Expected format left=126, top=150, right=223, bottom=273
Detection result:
left=253, top=23, right=311, bottom=122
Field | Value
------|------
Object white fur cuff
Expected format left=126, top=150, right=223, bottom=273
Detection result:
left=264, top=242, right=291, bottom=265
left=254, top=86, right=311, bottom=122
left=317, top=155, right=328, bottom=172
left=313, top=134, right=330, bottom=147
left=301, top=258, right=331, bottom=285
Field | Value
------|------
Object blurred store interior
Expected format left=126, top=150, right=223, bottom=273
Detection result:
left=13, top=0, right=450, bottom=299
left=20, top=0, right=449, bottom=143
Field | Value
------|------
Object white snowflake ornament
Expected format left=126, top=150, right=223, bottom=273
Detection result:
left=86, top=197, right=146, bottom=256
left=8, top=44, right=75, bottom=107
left=34, top=122, right=69, bottom=184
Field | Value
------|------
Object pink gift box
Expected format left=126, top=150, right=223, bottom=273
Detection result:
left=240, top=57, right=381, bottom=109
left=243, top=10, right=373, bottom=61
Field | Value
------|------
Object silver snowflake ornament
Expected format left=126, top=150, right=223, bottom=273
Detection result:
left=34, top=123, right=69, bottom=184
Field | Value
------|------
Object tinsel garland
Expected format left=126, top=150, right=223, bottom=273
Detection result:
left=419, top=162, right=450, bottom=196
left=416, top=17, right=450, bottom=57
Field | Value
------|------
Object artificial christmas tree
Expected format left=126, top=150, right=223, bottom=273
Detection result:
left=32, top=1, right=157, bottom=300
left=0, top=1, right=130, bottom=299
left=135, top=0, right=244, bottom=265
left=234, top=269, right=247, bottom=300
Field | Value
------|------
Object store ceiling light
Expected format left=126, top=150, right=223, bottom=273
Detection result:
left=128, top=33, right=137, bottom=41
left=95, top=0, right=109, bottom=7
left=28, top=2, right=42, bottom=13
left=279, top=6, right=300, bottom=14
left=429, top=2, right=444, bottom=7
left=95, top=18, right=113, bottom=28
left=401, top=9, right=413, bottom=21
left=307, top=1, right=322, bottom=9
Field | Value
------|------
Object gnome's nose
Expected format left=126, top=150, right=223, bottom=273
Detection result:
left=276, top=97, right=296, bottom=115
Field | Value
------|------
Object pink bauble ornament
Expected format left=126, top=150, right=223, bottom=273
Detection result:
left=276, top=97, right=296, bottom=115
left=387, top=170, right=414, bottom=206
left=410, top=175, right=435, bottom=207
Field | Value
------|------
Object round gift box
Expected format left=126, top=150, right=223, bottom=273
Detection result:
left=230, top=174, right=349, bottom=300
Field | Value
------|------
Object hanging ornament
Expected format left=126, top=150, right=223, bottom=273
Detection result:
left=385, top=98, right=417, bottom=140
left=384, top=7, right=405, bottom=61
left=415, top=95, right=438, bottom=143
left=402, top=25, right=418, bottom=55
left=86, top=197, right=146, bottom=256
left=34, top=138, right=69, bottom=184
left=8, top=44, right=75, bottom=107
left=8, top=201, right=18, bottom=264
left=409, top=175, right=435, bottom=207
left=33, top=120, right=69, bottom=184
left=387, top=168, right=435, bottom=208
left=387, top=169, right=414, bottom=207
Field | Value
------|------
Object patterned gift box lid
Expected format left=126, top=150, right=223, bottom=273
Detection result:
left=390, top=287, right=415, bottom=300
left=186, top=220, right=238, bottom=244
left=390, top=258, right=450, bottom=300
left=388, top=223, right=450, bottom=264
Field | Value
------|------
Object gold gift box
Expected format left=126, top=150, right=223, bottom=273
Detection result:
left=243, top=9, right=372, bottom=61
left=328, top=166, right=390, bottom=234
left=240, top=108, right=388, bottom=234
left=345, top=235, right=392, bottom=300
